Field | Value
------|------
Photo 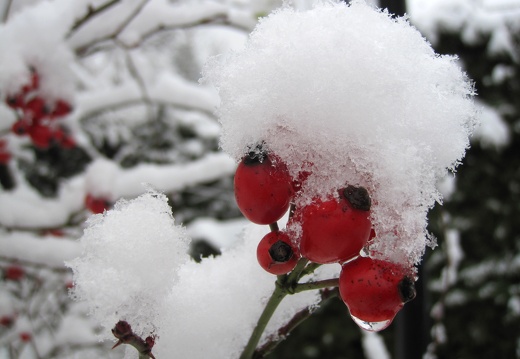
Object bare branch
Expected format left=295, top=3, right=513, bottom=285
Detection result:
left=1, top=0, right=13, bottom=23
left=66, top=0, right=121, bottom=38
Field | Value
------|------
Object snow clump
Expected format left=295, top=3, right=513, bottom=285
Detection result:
left=0, top=0, right=76, bottom=101
left=203, top=0, right=478, bottom=266
left=66, top=189, right=191, bottom=338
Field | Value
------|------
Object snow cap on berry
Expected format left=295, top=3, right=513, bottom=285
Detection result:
left=203, top=0, right=478, bottom=266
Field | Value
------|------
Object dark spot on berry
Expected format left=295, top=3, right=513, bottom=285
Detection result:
left=243, top=142, right=268, bottom=165
left=343, top=185, right=371, bottom=211
left=398, top=276, right=416, bottom=303
left=269, top=240, right=293, bottom=263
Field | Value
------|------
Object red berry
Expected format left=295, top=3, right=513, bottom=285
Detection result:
left=0, top=316, right=14, bottom=327
left=0, top=152, right=10, bottom=164
left=52, top=128, right=75, bottom=149
left=6, top=94, right=25, bottom=109
left=85, top=194, right=111, bottom=214
left=11, top=119, right=30, bottom=136
left=21, top=68, right=40, bottom=94
left=296, top=185, right=372, bottom=264
left=339, top=257, right=416, bottom=331
left=28, top=124, right=54, bottom=148
left=50, top=99, right=72, bottom=118
left=19, top=332, right=32, bottom=342
left=0, top=141, right=11, bottom=164
left=257, top=231, right=299, bottom=275
left=4, top=265, right=25, bottom=281
left=234, top=146, right=294, bottom=225
left=25, top=97, right=49, bottom=121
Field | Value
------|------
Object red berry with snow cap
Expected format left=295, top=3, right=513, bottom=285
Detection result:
left=296, top=185, right=372, bottom=264
left=234, top=144, right=294, bottom=225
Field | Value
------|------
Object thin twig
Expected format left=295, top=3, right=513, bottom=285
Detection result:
left=66, top=0, right=121, bottom=38
left=73, top=0, right=150, bottom=54
left=118, top=42, right=154, bottom=120
left=1, top=0, right=13, bottom=23
left=74, top=7, right=250, bottom=54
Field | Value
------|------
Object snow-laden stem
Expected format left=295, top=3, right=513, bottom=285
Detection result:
left=66, top=0, right=121, bottom=37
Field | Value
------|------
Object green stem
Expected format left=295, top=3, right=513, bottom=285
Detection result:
left=240, top=257, right=338, bottom=359
left=254, top=288, right=339, bottom=358
left=239, top=283, right=287, bottom=359
left=240, top=258, right=309, bottom=359
left=285, top=258, right=309, bottom=284
left=298, top=262, right=322, bottom=278
left=294, top=278, right=339, bottom=293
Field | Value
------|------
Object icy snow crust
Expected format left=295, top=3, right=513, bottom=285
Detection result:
left=204, top=0, right=477, bottom=266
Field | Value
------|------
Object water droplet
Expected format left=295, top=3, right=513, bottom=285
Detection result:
left=351, top=314, right=392, bottom=332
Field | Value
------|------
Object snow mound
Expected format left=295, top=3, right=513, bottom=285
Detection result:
left=203, top=0, right=478, bottom=266
left=66, top=189, right=191, bottom=338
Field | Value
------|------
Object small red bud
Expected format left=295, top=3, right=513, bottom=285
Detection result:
left=112, top=320, right=132, bottom=339
left=19, top=332, right=32, bottom=342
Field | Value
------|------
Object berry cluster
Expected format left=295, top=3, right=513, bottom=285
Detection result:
left=6, top=68, right=74, bottom=149
left=234, top=143, right=416, bottom=330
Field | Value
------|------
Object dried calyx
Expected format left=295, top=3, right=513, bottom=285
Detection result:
left=269, top=240, right=294, bottom=263
left=343, top=185, right=371, bottom=211
left=398, top=276, right=417, bottom=303
left=243, top=142, right=268, bottom=164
